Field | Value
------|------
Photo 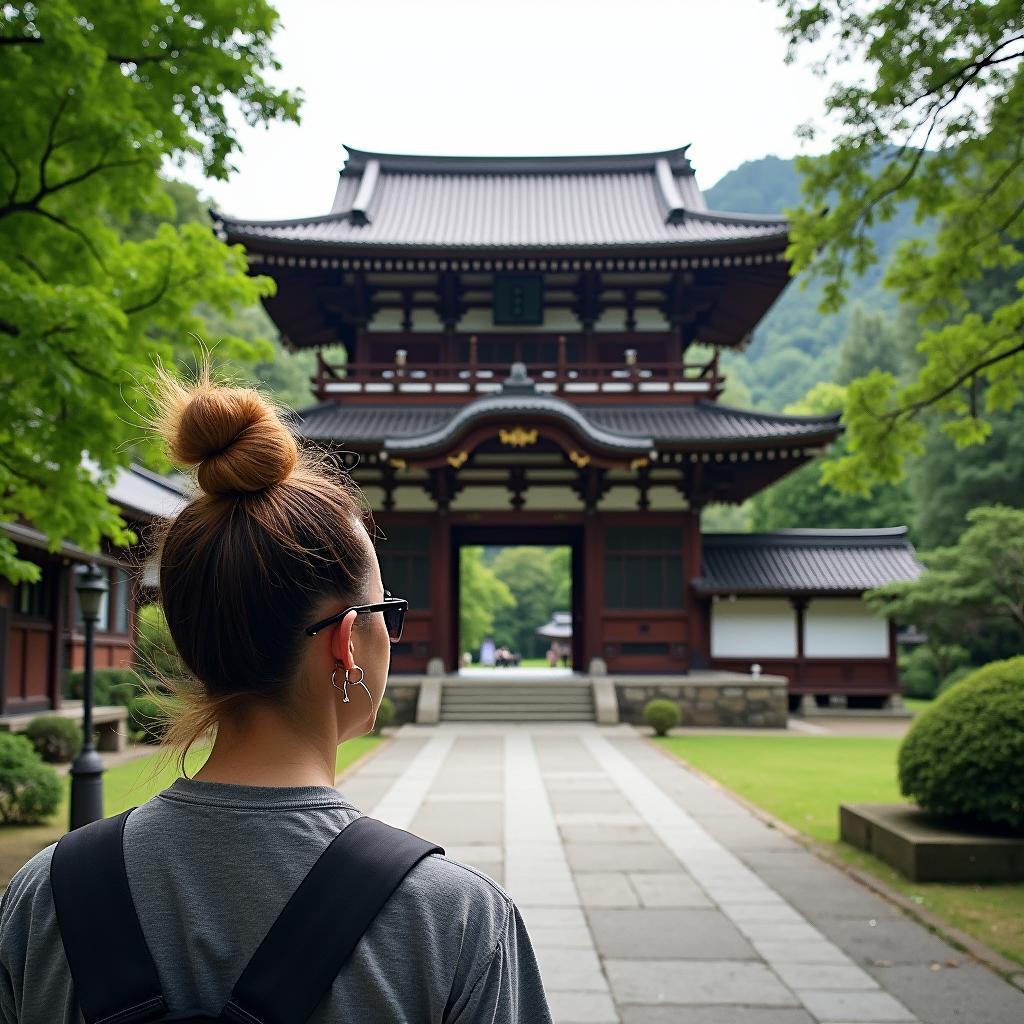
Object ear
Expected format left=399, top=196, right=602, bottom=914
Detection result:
left=329, top=609, right=359, bottom=669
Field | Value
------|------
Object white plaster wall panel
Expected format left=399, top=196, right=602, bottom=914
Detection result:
left=367, top=308, right=403, bottom=331
left=647, top=486, right=689, bottom=511
left=633, top=308, right=670, bottom=330
left=449, top=486, right=516, bottom=511
left=597, top=486, right=641, bottom=511
left=804, top=598, right=888, bottom=657
left=522, top=486, right=584, bottom=511
left=358, top=485, right=387, bottom=511
left=411, top=308, right=443, bottom=331
left=710, top=598, right=797, bottom=658
left=390, top=486, right=436, bottom=512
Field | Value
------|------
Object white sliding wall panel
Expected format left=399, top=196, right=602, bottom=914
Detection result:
left=710, top=598, right=797, bottom=658
left=804, top=599, right=889, bottom=657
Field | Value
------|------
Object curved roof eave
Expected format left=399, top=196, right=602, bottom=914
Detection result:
left=383, top=393, right=653, bottom=455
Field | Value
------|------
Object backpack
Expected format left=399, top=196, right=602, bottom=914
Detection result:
left=49, top=809, right=443, bottom=1024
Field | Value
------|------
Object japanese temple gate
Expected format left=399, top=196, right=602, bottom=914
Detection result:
left=216, top=146, right=921, bottom=704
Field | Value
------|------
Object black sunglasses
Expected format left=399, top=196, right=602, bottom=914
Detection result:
left=304, top=589, right=408, bottom=642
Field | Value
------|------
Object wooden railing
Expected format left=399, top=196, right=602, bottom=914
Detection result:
left=313, top=354, right=723, bottom=400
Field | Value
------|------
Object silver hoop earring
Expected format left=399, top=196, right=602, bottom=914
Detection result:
left=331, top=663, right=370, bottom=705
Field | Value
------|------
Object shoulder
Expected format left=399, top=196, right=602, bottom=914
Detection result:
left=388, top=851, right=512, bottom=948
left=0, top=842, right=59, bottom=972
left=2, top=843, right=57, bottom=921
left=404, top=853, right=511, bottom=921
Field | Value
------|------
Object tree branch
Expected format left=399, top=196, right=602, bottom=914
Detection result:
left=888, top=336, right=1024, bottom=429
left=0, top=154, right=148, bottom=222
left=38, top=94, right=72, bottom=194
left=123, top=268, right=204, bottom=316
left=22, top=206, right=106, bottom=266
left=0, top=145, right=20, bottom=204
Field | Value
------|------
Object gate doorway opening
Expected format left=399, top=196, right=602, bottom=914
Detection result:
left=452, top=524, right=583, bottom=676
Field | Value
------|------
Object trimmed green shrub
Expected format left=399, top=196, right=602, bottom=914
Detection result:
left=899, top=657, right=1024, bottom=831
left=129, top=695, right=169, bottom=744
left=64, top=668, right=140, bottom=707
left=373, top=697, right=395, bottom=735
left=24, top=716, right=82, bottom=763
left=936, top=664, right=975, bottom=697
left=0, top=733, right=62, bottom=824
left=644, top=699, right=681, bottom=737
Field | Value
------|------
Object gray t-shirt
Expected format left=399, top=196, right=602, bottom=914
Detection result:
left=0, top=779, right=552, bottom=1023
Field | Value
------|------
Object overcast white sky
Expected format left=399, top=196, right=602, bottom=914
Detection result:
left=178, top=0, right=838, bottom=220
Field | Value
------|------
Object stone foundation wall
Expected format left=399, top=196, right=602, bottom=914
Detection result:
left=614, top=673, right=788, bottom=728
left=383, top=682, right=421, bottom=724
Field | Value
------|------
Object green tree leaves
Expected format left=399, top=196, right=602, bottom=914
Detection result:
left=458, top=547, right=515, bottom=655
left=868, top=505, right=1024, bottom=646
left=778, top=0, right=1024, bottom=490
left=0, top=2, right=298, bottom=580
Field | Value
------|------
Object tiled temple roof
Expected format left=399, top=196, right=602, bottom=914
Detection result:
left=694, top=529, right=923, bottom=595
left=295, top=397, right=840, bottom=451
left=214, top=146, right=789, bottom=252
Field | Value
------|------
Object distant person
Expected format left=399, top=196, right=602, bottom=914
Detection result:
left=546, top=644, right=558, bottom=668
left=462, top=650, right=473, bottom=668
left=0, top=370, right=552, bottom=1023
left=480, top=636, right=496, bottom=666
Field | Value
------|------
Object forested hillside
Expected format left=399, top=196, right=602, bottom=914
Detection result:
left=705, top=155, right=925, bottom=410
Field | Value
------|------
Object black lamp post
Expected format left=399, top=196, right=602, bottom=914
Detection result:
left=70, top=563, right=108, bottom=830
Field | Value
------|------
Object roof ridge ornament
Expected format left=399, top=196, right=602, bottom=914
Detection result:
left=655, top=157, right=687, bottom=225
left=349, top=158, right=380, bottom=225
left=501, top=362, right=537, bottom=395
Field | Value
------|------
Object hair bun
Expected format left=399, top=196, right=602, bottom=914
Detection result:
left=169, top=385, right=298, bottom=497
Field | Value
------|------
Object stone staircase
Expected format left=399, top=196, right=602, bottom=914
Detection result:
left=439, top=680, right=596, bottom=722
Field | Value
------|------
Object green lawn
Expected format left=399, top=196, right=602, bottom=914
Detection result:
left=904, top=697, right=934, bottom=716
left=0, top=736, right=383, bottom=887
left=657, top=735, right=1024, bottom=967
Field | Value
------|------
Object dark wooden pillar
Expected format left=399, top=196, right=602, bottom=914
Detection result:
left=791, top=597, right=808, bottom=691
left=684, top=509, right=704, bottom=670
left=583, top=516, right=603, bottom=670
left=430, top=516, right=453, bottom=672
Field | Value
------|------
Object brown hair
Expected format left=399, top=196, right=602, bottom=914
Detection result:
left=150, top=365, right=374, bottom=763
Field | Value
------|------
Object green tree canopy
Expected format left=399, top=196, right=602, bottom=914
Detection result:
left=0, top=2, right=299, bottom=581
left=458, top=547, right=515, bottom=656
left=749, top=382, right=913, bottom=531
left=779, top=0, right=1024, bottom=493
left=909, top=406, right=1024, bottom=549
left=867, top=505, right=1024, bottom=648
left=489, top=547, right=571, bottom=658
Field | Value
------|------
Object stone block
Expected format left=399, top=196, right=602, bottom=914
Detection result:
left=587, top=908, right=756, bottom=959
left=840, top=803, right=1024, bottom=882
left=797, top=989, right=915, bottom=1021
left=605, top=960, right=799, bottom=1006
left=621, top=1011, right=814, bottom=1024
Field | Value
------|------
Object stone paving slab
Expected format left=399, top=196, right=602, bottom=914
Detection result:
left=587, top=908, right=757, bottom=960
left=351, top=723, right=1024, bottom=1024
left=619, top=1010, right=815, bottom=1024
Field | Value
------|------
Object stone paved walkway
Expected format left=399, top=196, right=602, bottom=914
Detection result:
left=340, top=723, right=1024, bottom=1024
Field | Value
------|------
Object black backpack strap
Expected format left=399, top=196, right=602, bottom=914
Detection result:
left=221, top=816, right=443, bottom=1024
left=50, top=809, right=168, bottom=1024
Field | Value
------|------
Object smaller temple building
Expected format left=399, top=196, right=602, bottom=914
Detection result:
left=0, top=465, right=184, bottom=718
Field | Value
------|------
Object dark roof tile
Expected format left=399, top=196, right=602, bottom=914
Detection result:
left=215, top=146, right=788, bottom=252
left=695, top=529, right=923, bottom=595
left=295, top=399, right=839, bottom=449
